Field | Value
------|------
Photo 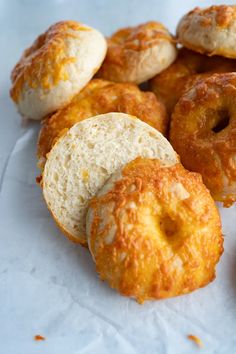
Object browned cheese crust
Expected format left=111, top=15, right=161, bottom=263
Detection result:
left=88, top=158, right=223, bottom=303
left=170, top=73, right=236, bottom=206
left=150, top=48, right=236, bottom=114
left=11, top=21, right=89, bottom=102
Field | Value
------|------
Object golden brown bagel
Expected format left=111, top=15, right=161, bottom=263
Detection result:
left=150, top=48, right=236, bottom=114
left=170, top=73, right=236, bottom=206
left=97, top=21, right=177, bottom=84
left=87, top=158, right=223, bottom=303
left=177, top=6, right=236, bottom=59
left=37, top=79, right=168, bottom=167
left=10, top=21, right=107, bottom=120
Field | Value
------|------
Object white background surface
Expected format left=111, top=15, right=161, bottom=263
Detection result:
left=0, top=1, right=236, bottom=353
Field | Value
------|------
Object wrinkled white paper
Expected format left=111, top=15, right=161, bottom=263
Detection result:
left=1, top=0, right=236, bottom=353
left=0, top=120, right=236, bottom=354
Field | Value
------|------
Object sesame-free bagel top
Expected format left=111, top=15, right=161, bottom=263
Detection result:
left=97, top=21, right=177, bottom=84
left=87, top=158, right=223, bottom=303
left=177, top=6, right=236, bottom=58
left=10, top=21, right=107, bottom=120
left=170, top=73, right=236, bottom=206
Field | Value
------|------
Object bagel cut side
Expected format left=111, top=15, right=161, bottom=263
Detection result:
left=42, top=113, right=178, bottom=245
left=37, top=79, right=168, bottom=168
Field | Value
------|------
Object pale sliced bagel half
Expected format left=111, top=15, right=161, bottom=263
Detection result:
left=42, top=112, right=178, bottom=245
left=37, top=79, right=168, bottom=168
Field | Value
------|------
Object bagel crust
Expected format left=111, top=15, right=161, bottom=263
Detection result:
left=10, top=21, right=107, bottom=120
left=97, top=21, right=177, bottom=84
left=150, top=48, right=236, bottom=114
left=37, top=79, right=168, bottom=167
left=170, top=73, right=236, bottom=206
left=177, top=6, right=236, bottom=59
left=87, top=158, right=223, bottom=303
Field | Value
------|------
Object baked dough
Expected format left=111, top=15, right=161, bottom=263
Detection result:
left=37, top=79, right=168, bottom=168
left=42, top=113, right=178, bottom=245
left=177, top=5, right=236, bottom=59
left=10, top=21, right=107, bottom=120
left=87, top=158, right=223, bottom=303
left=97, top=21, right=177, bottom=84
left=170, top=73, right=236, bottom=206
left=150, top=48, right=236, bottom=114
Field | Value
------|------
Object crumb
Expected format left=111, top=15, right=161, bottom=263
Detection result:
left=187, top=334, right=203, bottom=347
left=34, top=334, right=46, bottom=341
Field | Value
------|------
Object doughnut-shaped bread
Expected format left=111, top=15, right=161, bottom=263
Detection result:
left=97, top=21, right=177, bottom=84
left=10, top=21, right=107, bottom=120
left=42, top=113, right=178, bottom=245
left=170, top=73, right=236, bottom=206
left=37, top=79, right=168, bottom=168
left=177, top=6, right=236, bottom=59
left=150, top=48, right=236, bottom=114
left=86, top=158, right=223, bottom=303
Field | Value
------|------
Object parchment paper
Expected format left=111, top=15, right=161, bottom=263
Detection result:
left=1, top=1, right=236, bottom=353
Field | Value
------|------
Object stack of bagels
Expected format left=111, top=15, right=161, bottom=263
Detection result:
left=10, top=5, right=236, bottom=304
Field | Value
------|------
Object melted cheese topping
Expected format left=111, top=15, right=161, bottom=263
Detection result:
left=188, top=5, right=236, bottom=28
left=11, top=21, right=91, bottom=102
left=88, top=158, right=223, bottom=303
left=109, top=21, right=174, bottom=52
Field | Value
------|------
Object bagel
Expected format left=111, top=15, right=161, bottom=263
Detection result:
left=86, top=158, right=223, bottom=303
left=10, top=21, right=107, bottom=120
left=37, top=79, right=168, bottom=168
left=97, top=21, right=177, bottom=84
left=150, top=48, right=236, bottom=114
left=42, top=113, right=178, bottom=245
left=177, top=5, right=236, bottom=59
left=170, top=73, right=236, bottom=206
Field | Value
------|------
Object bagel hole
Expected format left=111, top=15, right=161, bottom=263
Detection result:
left=160, top=215, right=178, bottom=238
left=212, top=110, right=230, bottom=133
